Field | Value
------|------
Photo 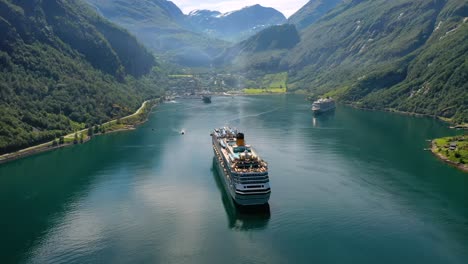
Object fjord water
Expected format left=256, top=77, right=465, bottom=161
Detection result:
left=1, top=95, right=467, bottom=264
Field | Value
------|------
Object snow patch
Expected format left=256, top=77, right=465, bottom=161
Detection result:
left=216, top=11, right=235, bottom=18
left=189, top=9, right=220, bottom=17
left=188, top=10, right=202, bottom=16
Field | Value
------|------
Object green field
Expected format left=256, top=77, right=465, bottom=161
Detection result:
left=244, top=88, right=287, bottom=94
left=433, top=135, right=468, bottom=164
left=261, top=72, right=287, bottom=88
left=243, top=72, right=288, bottom=94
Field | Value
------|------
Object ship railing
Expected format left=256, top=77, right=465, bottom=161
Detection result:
left=238, top=180, right=269, bottom=184
left=233, top=167, right=266, bottom=172
left=232, top=167, right=268, bottom=173
left=234, top=180, right=269, bottom=185
left=238, top=176, right=269, bottom=181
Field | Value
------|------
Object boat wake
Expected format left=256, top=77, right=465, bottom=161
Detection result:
left=226, top=107, right=282, bottom=125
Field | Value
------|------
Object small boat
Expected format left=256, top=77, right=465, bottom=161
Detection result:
left=202, top=95, right=212, bottom=103
left=180, top=130, right=185, bottom=135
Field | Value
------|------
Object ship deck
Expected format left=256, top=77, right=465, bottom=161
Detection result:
left=214, top=133, right=268, bottom=174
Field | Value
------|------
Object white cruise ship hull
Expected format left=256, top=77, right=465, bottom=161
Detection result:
left=213, top=148, right=270, bottom=206
left=312, top=105, right=336, bottom=114
left=212, top=144, right=270, bottom=206
left=312, top=98, right=336, bottom=114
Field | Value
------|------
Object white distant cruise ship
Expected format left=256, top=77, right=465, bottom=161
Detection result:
left=312, top=97, right=336, bottom=114
left=211, top=127, right=271, bottom=206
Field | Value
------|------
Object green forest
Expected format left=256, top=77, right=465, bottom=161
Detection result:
left=0, top=0, right=166, bottom=154
left=293, top=0, right=468, bottom=123
left=220, top=0, right=467, bottom=123
left=0, top=0, right=467, bottom=156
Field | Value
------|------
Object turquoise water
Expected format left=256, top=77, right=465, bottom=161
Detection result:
left=1, top=95, right=467, bottom=263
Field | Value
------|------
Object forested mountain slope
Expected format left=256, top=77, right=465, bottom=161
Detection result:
left=289, top=0, right=344, bottom=30
left=216, top=24, right=300, bottom=72
left=85, top=1, right=291, bottom=65
left=86, top=0, right=227, bottom=66
left=222, top=0, right=466, bottom=122
left=285, top=0, right=467, bottom=122
left=0, top=0, right=163, bottom=154
left=355, top=1, right=467, bottom=121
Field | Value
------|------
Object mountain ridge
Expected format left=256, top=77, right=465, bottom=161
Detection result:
left=0, top=0, right=164, bottom=154
left=85, top=0, right=227, bottom=66
left=216, top=24, right=300, bottom=72
left=220, top=0, right=467, bottom=122
left=85, top=0, right=288, bottom=65
left=289, top=0, right=345, bottom=30
left=185, top=4, right=287, bottom=41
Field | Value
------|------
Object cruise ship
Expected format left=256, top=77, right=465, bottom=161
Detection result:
left=312, top=97, right=336, bottom=114
left=211, top=127, right=271, bottom=206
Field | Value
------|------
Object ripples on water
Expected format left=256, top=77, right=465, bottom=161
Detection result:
left=0, top=95, right=467, bottom=264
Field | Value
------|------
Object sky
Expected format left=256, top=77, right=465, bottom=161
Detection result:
left=170, top=0, right=310, bottom=18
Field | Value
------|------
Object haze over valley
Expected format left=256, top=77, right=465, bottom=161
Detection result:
left=0, top=1, right=467, bottom=263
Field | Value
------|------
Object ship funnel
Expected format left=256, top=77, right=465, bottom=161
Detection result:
left=236, top=133, right=245, bottom=146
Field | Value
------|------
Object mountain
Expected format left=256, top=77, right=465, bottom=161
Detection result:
left=186, top=4, right=287, bottom=41
left=354, top=1, right=468, bottom=122
left=285, top=0, right=467, bottom=122
left=84, top=1, right=288, bottom=65
left=86, top=0, right=184, bottom=33
left=216, top=24, right=300, bottom=71
left=0, top=0, right=163, bottom=154
left=188, top=9, right=222, bottom=21
left=224, top=0, right=467, bottom=123
left=85, top=0, right=227, bottom=66
left=289, top=0, right=345, bottom=30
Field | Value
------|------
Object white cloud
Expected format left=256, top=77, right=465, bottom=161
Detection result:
left=171, top=0, right=309, bottom=18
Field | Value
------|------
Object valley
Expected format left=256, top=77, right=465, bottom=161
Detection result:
left=0, top=1, right=467, bottom=263
left=1, top=0, right=466, bottom=160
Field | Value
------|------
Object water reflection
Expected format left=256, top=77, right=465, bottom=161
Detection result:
left=312, top=109, right=336, bottom=127
left=211, top=158, right=270, bottom=231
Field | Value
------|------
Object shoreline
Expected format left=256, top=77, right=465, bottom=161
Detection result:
left=430, top=140, right=468, bottom=173
left=346, top=103, right=467, bottom=173
left=350, top=104, right=438, bottom=118
left=0, top=99, right=159, bottom=165
left=344, top=103, right=467, bottom=128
